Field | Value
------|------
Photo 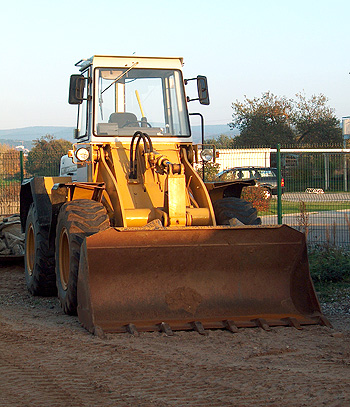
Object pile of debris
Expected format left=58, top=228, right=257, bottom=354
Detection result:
left=0, top=215, right=25, bottom=257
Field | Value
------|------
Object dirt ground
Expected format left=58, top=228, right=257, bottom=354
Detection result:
left=0, top=264, right=349, bottom=407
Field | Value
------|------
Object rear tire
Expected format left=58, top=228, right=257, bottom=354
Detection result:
left=24, top=203, right=56, bottom=296
left=213, top=197, right=261, bottom=226
left=55, top=199, right=109, bottom=315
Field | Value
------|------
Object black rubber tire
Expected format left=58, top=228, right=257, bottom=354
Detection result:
left=213, top=197, right=262, bottom=226
left=24, top=203, right=57, bottom=296
left=55, top=199, right=109, bottom=315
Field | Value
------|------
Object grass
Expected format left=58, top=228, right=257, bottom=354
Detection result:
left=308, top=244, right=350, bottom=305
left=259, top=200, right=350, bottom=216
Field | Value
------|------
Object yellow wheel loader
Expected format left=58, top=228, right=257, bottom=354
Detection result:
left=20, top=55, right=330, bottom=335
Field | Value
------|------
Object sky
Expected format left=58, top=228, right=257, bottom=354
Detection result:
left=1, top=0, right=350, bottom=131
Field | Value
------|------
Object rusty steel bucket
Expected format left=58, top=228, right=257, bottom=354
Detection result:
left=77, top=225, right=329, bottom=335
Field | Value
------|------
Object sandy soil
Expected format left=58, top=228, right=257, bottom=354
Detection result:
left=0, top=264, right=349, bottom=407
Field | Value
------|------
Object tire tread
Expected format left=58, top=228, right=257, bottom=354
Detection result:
left=213, top=197, right=261, bottom=226
left=55, top=199, right=109, bottom=315
left=24, top=203, right=57, bottom=296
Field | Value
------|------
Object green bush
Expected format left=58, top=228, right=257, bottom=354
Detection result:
left=241, top=186, right=271, bottom=212
left=309, top=245, right=350, bottom=284
left=197, top=161, right=220, bottom=181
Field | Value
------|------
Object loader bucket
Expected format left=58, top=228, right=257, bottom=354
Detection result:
left=77, top=225, right=329, bottom=334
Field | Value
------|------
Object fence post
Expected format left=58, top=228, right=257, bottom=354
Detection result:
left=324, top=153, right=330, bottom=191
left=344, top=153, right=348, bottom=192
left=20, top=151, right=24, bottom=184
left=276, top=143, right=282, bottom=225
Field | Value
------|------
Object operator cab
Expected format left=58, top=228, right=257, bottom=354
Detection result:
left=69, top=55, right=209, bottom=142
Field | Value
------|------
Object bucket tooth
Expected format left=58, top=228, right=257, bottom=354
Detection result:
left=159, top=322, right=174, bottom=336
left=126, top=323, right=139, bottom=336
left=312, top=315, right=333, bottom=328
left=191, top=321, right=207, bottom=335
left=282, top=317, right=302, bottom=330
left=252, top=318, right=271, bottom=331
left=223, top=320, right=239, bottom=333
left=94, top=326, right=106, bottom=338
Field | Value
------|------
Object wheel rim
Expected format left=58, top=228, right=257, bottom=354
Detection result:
left=26, top=223, right=35, bottom=276
left=59, top=228, right=70, bottom=291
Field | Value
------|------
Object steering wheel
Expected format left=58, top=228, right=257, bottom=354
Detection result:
left=121, top=121, right=152, bottom=128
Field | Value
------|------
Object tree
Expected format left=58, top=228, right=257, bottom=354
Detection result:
left=291, top=92, right=342, bottom=145
left=25, top=135, right=72, bottom=176
left=230, top=92, right=295, bottom=147
left=0, top=143, right=14, bottom=154
left=230, top=91, right=342, bottom=147
left=205, top=134, right=236, bottom=149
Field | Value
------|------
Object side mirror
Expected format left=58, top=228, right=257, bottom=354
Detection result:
left=197, top=76, right=210, bottom=105
left=68, top=74, right=85, bottom=105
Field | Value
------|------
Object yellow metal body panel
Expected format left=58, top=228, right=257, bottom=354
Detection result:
left=166, top=171, right=187, bottom=226
left=43, top=177, right=72, bottom=202
left=84, top=141, right=214, bottom=228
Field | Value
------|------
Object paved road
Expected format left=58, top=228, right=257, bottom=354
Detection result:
left=282, top=192, right=350, bottom=202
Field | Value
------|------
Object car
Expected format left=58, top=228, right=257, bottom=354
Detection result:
left=216, top=166, right=285, bottom=198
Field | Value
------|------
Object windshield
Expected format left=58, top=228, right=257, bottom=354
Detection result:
left=259, top=170, right=276, bottom=177
left=94, top=68, right=190, bottom=137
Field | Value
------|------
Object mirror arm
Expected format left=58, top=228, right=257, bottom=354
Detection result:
left=187, top=96, right=200, bottom=103
left=184, top=77, right=197, bottom=85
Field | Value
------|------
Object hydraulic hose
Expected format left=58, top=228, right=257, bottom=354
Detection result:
left=129, top=131, right=153, bottom=179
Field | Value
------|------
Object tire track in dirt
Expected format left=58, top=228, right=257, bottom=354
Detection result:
left=1, top=317, right=349, bottom=407
left=1, top=265, right=350, bottom=406
left=0, top=329, right=102, bottom=406
left=0, top=322, right=239, bottom=406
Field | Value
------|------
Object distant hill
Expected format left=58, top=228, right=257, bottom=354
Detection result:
left=0, top=126, right=75, bottom=141
left=191, top=124, right=238, bottom=143
left=0, top=124, right=238, bottom=149
left=0, top=126, right=74, bottom=149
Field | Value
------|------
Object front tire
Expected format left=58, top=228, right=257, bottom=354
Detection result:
left=213, top=197, right=261, bottom=226
left=55, top=200, right=109, bottom=315
left=24, top=203, right=56, bottom=296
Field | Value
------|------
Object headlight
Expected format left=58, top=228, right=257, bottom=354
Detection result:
left=200, top=149, right=213, bottom=162
left=75, top=147, right=90, bottom=162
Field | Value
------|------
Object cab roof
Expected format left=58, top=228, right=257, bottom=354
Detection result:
left=75, top=55, right=184, bottom=71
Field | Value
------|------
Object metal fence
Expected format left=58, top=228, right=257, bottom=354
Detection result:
left=1, top=147, right=350, bottom=246
left=0, top=151, right=60, bottom=215
left=215, top=147, right=350, bottom=246
left=280, top=148, right=350, bottom=247
left=0, top=151, right=23, bottom=215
